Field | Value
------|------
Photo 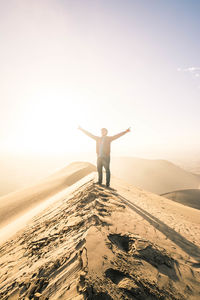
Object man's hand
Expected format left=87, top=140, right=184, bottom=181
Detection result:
left=125, top=127, right=131, bottom=133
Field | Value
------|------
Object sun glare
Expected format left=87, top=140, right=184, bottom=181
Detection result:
left=6, top=89, right=92, bottom=154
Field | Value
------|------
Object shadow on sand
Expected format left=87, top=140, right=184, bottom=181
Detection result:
left=117, top=194, right=200, bottom=261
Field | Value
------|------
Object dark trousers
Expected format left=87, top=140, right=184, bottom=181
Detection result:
left=97, top=156, right=110, bottom=186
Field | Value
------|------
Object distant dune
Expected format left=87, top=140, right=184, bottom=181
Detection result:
left=0, top=174, right=200, bottom=299
left=0, top=154, right=75, bottom=197
left=162, top=189, right=200, bottom=210
left=111, top=157, right=200, bottom=194
left=173, top=158, right=200, bottom=176
left=0, top=162, right=95, bottom=228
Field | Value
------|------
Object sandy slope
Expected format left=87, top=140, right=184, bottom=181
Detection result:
left=0, top=173, right=200, bottom=300
left=162, top=189, right=200, bottom=210
left=111, top=157, right=200, bottom=194
left=0, top=162, right=95, bottom=228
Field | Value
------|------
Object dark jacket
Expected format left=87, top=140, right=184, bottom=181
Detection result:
left=80, top=129, right=127, bottom=156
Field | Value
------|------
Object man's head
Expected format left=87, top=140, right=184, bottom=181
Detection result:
left=101, top=128, right=108, bottom=136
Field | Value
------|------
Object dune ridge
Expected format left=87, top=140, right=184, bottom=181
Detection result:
left=0, top=162, right=95, bottom=228
left=0, top=173, right=200, bottom=299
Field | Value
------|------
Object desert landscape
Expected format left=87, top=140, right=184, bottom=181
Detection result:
left=111, top=157, right=200, bottom=195
left=1, top=0, right=200, bottom=299
left=0, top=163, right=200, bottom=299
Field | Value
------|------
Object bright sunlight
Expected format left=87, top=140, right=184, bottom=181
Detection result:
left=5, top=88, right=92, bottom=154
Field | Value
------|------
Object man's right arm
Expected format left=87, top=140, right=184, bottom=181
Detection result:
left=78, top=126, right=98, bottom=140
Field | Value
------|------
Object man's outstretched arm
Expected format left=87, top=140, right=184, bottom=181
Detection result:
left=78, top=126, right=98, bottom=140
left=110, top=127, right=131, bottom=141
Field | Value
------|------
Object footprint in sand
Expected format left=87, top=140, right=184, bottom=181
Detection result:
left=105, top=268, right=144, bottom=298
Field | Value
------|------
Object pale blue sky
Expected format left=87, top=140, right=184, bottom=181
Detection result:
left=0, top=0, right=199, bottom=157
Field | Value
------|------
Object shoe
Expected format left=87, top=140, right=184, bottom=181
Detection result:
left=95, top=181, right=102, bottom=185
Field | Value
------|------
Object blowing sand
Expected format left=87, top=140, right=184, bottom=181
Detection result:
left=0, top=173, right=200, bottom=299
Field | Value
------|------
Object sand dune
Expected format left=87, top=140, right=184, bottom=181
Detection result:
left=162, top=189, right=200, bottom=210
left=0, top=162, right=95, bottom=228
left=111, top=157, right=200, bottom=194
left=175, top=158, right=200, bottom=176
left=0, top=171, right=200, bottom=299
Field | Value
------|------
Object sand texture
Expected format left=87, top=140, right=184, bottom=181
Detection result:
left=0, top=174, right=200, bottom=299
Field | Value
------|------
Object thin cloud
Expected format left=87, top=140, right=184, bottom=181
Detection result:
left=177, top=67, right=200, bottom=72
left=177, top=67, right=200, bottom=83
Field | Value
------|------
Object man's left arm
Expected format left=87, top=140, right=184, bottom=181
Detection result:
left=110, top=127, right=131, bottom=141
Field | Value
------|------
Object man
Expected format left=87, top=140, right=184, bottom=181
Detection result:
left=78, top=126, right=130, bottom=187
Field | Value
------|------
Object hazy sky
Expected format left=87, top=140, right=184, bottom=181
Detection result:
left=0, top=0, right=200, bottom=158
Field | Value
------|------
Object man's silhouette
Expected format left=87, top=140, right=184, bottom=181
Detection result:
left=78, top=126, right=130, bottom=187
